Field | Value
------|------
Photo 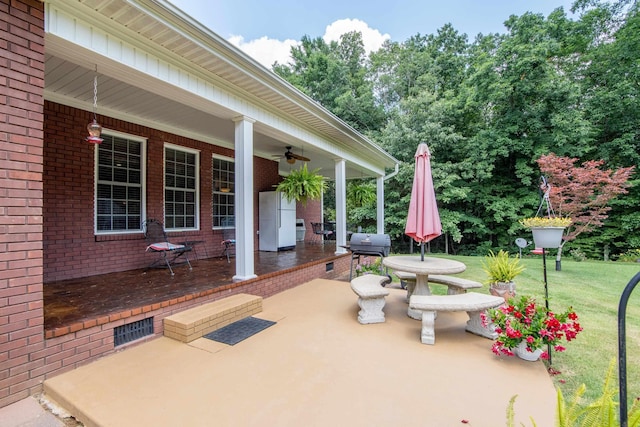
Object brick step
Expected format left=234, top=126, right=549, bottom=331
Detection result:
left=164, top=293, right=262, bottom=342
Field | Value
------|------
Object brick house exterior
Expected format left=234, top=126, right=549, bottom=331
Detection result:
left=0, top=0, right=395, bottom=408
left=1, top=0, right=46, bottom=408
left=43, top=101, right=280, bottom=282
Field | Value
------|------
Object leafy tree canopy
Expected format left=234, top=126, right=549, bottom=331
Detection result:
left=273, top=0, right=640, bottom=259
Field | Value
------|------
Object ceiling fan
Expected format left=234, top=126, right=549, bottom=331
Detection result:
left=279, top=146, right=310, bottom=164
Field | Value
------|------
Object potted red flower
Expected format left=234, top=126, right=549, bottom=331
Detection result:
left=481, top=295, right=582, bottom=361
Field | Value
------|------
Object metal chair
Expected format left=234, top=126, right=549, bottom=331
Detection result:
left=142, top=219, right=192, bottom=275
left=311, top=222, right=334, bottom=243
left=221, top=216, right=236, bottom=263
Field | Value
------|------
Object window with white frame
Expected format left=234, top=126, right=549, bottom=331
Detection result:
left=212, top=156, right=235, bottom=228
left=96, top=133, right=145, bottom=233
left=165, top=145, right=199, bottom=230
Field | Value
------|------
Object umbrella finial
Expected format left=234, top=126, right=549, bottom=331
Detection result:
left=415, top=143, right=431, bottom=158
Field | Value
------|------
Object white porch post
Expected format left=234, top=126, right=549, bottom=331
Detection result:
left=233, top=116, right=257, bottom=280
left=376, top=175, right=384, bottom=234
left=334, top=159, right=347, bottom=254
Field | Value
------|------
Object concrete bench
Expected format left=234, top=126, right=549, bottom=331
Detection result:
left=396, top=271, right=482, bottom=302
left=350, top=275, right=391, bottom=324
left=164, top=293, right=262, bottom=342
left=409, top=292, right=504, bottom=344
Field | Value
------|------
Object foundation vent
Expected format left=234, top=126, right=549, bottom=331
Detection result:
left=114, top=317, right=154, bottom=346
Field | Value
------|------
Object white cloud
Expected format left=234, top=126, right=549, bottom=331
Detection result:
left=228, top=19, right=390, bottom=69
left=228, top=35, right=299, bottom=68
left=323, top=19, right=391, bottom=54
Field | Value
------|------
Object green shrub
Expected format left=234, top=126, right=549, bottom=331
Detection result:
left=570, top=248, right=587, bottom=262
left=618, top=249, right=640, bottom=263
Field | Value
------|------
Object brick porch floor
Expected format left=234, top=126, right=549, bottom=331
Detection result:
left=43, top=242, right=351, bottom=337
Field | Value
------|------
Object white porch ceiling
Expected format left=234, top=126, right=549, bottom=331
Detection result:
left=43, top=0, right=398, bottom=180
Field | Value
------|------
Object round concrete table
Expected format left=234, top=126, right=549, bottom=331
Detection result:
left=382, top=256, right=466, bottom=319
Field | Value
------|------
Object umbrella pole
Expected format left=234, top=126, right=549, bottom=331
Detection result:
left=420, top=242, right=424, bottom=261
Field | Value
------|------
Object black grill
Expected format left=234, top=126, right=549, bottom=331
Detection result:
left=349, top=233, right=391, bottom=256
left=348, top=233, right=392, bottom=281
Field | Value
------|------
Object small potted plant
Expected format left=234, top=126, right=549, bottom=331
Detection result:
left=276, top=163, right=326, bottom=206
left=520, top=216, right=572, bottom=249
left=481, top=294, right=582, bottom=361
left=481, top=250, right=525, bottom=299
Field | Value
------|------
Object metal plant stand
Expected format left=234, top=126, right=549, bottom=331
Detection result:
left=541, top=248, right=552, bottom=364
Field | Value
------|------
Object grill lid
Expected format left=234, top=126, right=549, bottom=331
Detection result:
left=349, top=233, right=391, bottom=256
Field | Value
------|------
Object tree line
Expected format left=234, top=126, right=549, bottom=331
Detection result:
left=273, top=0, right=639, bottom=260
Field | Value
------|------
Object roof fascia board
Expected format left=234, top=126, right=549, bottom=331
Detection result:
left=136, top=0, right=396, bottom=163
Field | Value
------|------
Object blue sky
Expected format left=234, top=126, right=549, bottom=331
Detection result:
left=168, top=0, right=576, bottom=67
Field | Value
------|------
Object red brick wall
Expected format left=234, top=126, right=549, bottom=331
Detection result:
left=0, top=0, right=45, bottom=408
left=0, top=0, right=329, bottom=410
left=43, top=102, right=281, bottom=282
left=41, top=252, right=351, bottom=381
left=296, top=199, right=322, bottom=241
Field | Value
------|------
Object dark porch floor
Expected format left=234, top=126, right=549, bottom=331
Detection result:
left=43, top=242, right=349, bottom=334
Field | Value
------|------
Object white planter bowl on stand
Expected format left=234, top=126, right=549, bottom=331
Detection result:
left=531, top=227, right=565, bottom=249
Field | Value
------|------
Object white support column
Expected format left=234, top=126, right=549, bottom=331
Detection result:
left=232, top=116, right=257, bottom=280
left=376, top=175, right=384, bottom=234
left=334, top=159, right=347, bottom=254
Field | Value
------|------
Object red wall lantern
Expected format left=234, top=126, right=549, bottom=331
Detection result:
left=86, top=74, right=103, bottom=144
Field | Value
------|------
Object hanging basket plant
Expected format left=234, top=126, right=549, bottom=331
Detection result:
left=276, top=163, right=327, bottom=206
left=519, top=217, right=572, bottom=249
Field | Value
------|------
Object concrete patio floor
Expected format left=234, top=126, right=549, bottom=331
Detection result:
left=42, top=279, right=556, bottom=427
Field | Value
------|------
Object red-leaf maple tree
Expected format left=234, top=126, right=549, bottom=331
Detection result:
left=537, top=153, right=634, bottom=269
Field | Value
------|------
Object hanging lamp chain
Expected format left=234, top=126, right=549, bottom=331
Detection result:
left=92, top=75, right=99, bottom=120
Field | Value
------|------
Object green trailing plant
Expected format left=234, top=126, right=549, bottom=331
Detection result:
left=507, top=395, right=537, bottom=427
left=276, top=163, right=327, bottom=206
left=507, top=359, right=640, bottom=427
left=556, top=383, right=587, bottom=427
left=482, top=250, right=525, bottom=284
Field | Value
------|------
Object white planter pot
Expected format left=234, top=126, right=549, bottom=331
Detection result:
left=531, top=227, right=565, bottom=248
left=515, top=341, right=543, bottom=361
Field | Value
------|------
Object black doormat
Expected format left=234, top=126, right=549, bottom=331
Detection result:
left=203, top=317, right=276, bottom=345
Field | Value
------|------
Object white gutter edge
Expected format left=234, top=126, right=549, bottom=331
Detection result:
left=384, top=163, right=400, bottom=181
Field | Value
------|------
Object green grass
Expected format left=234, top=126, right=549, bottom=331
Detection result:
left=389, top=253, right=640, bottom=406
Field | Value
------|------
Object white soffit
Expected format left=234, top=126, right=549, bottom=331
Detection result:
left=43, top=0, right=398, bottom=176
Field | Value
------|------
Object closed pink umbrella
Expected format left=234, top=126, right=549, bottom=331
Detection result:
left=405, top=143, right=442, bottom=261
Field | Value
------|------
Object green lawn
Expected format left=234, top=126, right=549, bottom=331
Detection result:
left=389, top=253, right=640, bottom=406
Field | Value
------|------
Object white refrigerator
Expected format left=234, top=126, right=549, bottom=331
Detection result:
left=259, top=191, right=296, bottom=251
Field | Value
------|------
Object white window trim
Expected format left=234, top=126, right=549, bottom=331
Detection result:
left=164, top=143, right=200, bottom=231
left=212, top=154, right=235, bottom=230
left=94, top=129, right=147, bottom=235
